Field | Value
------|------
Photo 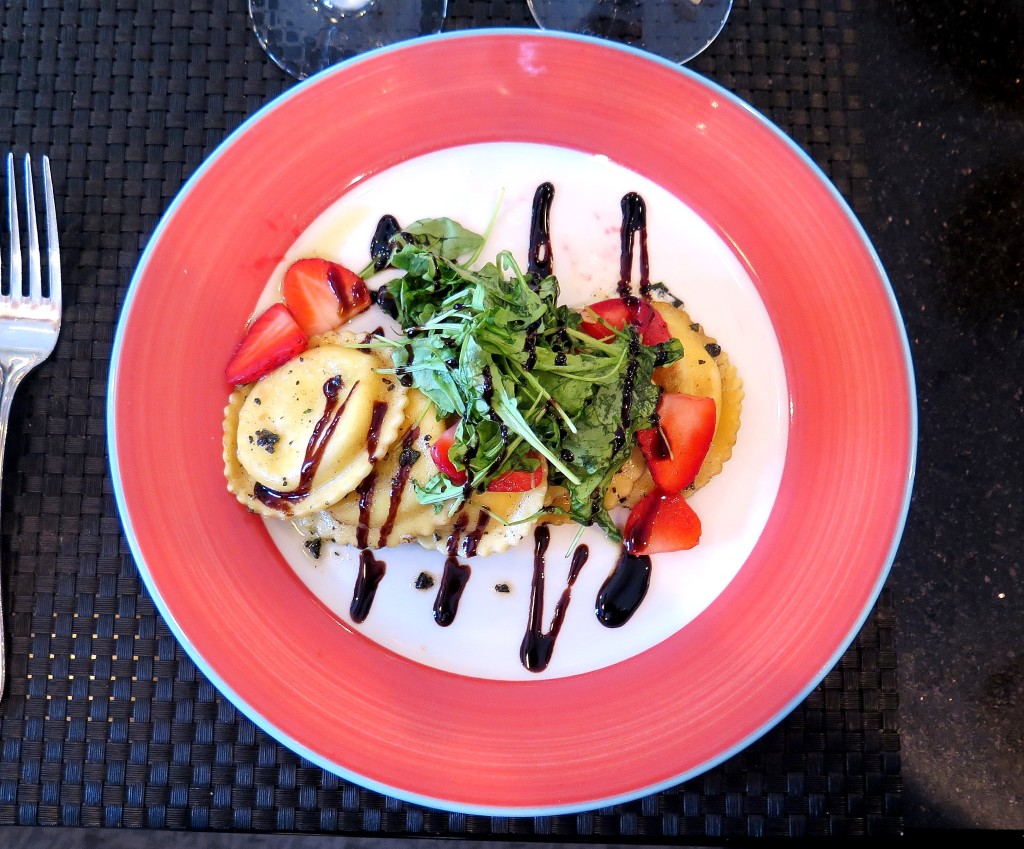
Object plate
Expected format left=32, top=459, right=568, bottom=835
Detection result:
left=108, top=30, right=916, bottom=815
left=259, top=141, right=788, bottom=681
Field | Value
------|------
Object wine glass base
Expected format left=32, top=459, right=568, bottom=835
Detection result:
left=249, top=0, right=448, bottom=80
left=527, top=0, right=732, bottom=64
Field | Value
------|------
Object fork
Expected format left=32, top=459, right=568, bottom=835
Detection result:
left=0, top=153, right=61, bottom=699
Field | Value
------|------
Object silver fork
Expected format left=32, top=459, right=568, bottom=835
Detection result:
left=0, top=153, right=61, bottom=699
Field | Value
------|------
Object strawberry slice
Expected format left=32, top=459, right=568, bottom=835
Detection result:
left=637, top=392, right=717, bottom=493
left=225, top=302, right=307, bottom=385
left=487, top=454, right=545, bottom=492
left=429, top=422, right=468, bottom=486
left=579, top=296, right=671, bottom=345
left=282, top=257, right=371, bottom=337
left=623, top=489, right=702, bottom=555
left=579, top=297, right=630, bottom=340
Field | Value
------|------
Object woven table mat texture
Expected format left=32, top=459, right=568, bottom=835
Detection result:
left=0, top=0, right=901, bottom=839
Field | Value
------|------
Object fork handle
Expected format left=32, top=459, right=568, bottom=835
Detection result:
left=0, top=359, right=33, bottom=702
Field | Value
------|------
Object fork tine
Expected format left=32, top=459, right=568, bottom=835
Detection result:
left=23, top=154, right=42, bottom=303
left=5, top=152, right=21, bottom=301
left=42, top=155, right=61, bottom=311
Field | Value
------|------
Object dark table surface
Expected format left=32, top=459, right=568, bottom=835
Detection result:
left=0, top=0, right=1022, bottom=844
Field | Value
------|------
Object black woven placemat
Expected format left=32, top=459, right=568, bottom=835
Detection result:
left=0, top=0, right=901, bottom=839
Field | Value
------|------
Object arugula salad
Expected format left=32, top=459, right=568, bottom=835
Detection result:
left=362, top=217, right=683, bottom=541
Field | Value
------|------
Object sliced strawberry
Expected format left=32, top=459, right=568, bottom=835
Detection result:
left=579, top=298, right=631, bottom=341
left=623, top=489, right=702, bottom=555
left=487, top=454, right=545, bottom=492
left=637, top=392, right=717, bottom=493
left=225, top=303, right=307, bottom=385
left=282, top=257, right=371, bottom=337
left=579, top=296, right=671, bottom=345
left=429, top=422, right=467, bottom=486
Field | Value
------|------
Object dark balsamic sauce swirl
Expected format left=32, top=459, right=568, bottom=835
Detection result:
left=596, top=549, right=652, bottom=628
left=434, top=514, right=472, bottom=627
left=434, top=557, right=471, bottom=627
left=351, top=549, right=386, bottom=624
left=523, top=319, right=540, bottom=371
left=377, top=426, right=420, bottom=548
left=618, top=191, right=651, bottom=299
left=253, top=376, right=357, bottom=513
left=612, top=333, right=642, bottom=455
left=527, top=182, right=555, bottom=283
left=355, top=469, right=378, bottom=550
left=461, top=511, right=491, bottom=559
left=327, top=262, right=368, bottom=312
left=600, top=190, right=656, bottom=627
left=520, top=526, right=590, bottom=673
left=370, top=214, right=401, bottom=272
left=365, top=400, right=388, bottom=460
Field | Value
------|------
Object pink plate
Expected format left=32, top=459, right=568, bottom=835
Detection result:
left=108, top=31, right=915, bottom=814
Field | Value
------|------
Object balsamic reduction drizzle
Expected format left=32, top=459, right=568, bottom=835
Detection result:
left=524, top=184, right=555, bottom=369
left=520, top=526, right=590, bottom=673
left=618, top=192, right=651, bottom=299
left=328, top=262, right=369, bottom=312
left=350, top=425, right=424, bottom=619
left=524, top=319, right=540, bottom=372
left=397, top=344, right=414, bottom=387
left=461, top=511, right=491, bottom=559
left=351, top=549, right=386, bottom=624
left=609, top=192, right=654, bottom=455
left=434, top=515, right=473, bottom=627
left=254, top=377, right=358, bottom=512
left=612, top=333, right=642, bottom=456
left=355, top=469, right=378, bottom=550
left=377, top=426, right=420, bottom=548
left=370, top=214, right=401, bottom=272
left=527, top=182, right=555, bottom=283
left=365, top=400, right=388, bottom=460
left=595, top=549, right=652, bottom=628
left=434, top=557, right=471, bottom=628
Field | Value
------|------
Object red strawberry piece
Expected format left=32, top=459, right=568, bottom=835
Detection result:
left=579, top=298, right=630, bottom=341
left=282, top=257, right=372, bottom=337
left=579, top=296, right=672, bottom=346
left=623, top=489, right=702, bottom=555
left=429, top=422, right=468, bottom=486
left=224, top=302, right=307, bottom=385
left=487, top=454, right=545, bottom=492
left=637, top=392, right=717, bottom=493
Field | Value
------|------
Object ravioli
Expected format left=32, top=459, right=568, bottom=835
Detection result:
left=223, top=332, right=407, bottom=518
left=542, top=298, right=743, bottom=522
left=294, top=388, right=450, bottom=548
left=651, top=301, right=744, bottom=492
left=419, top=476, right=549, bottom=558
left=544, top=444, right=652, bottom=524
